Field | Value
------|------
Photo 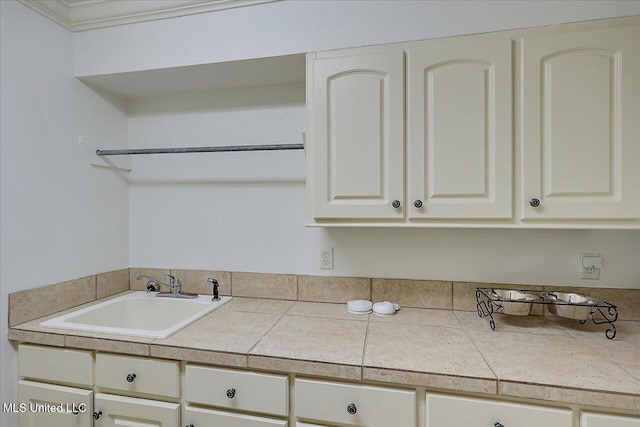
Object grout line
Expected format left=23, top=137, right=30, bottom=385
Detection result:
left=454, top=311, right=500, bottom=389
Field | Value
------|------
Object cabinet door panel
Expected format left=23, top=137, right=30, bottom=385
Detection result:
left=581, top=412, right=640, bottom=427
left=18, top=380, right=93, bottom=427
left=311, top=52, right=404, bottom=219
left=408, top=40, right=512, bottom=219
left=184, top=405, right=287, bottom=427
left=426, top=393, right=572, bottom=427
left=522, top=25, right=640, bottom=219
left=94, top=393, right=179, bottom=427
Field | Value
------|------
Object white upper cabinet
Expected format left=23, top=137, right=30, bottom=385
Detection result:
left=407, top=40, right=513, bottom=219
left=306, top=18, right=639, bottom=228
left=521, top=25, right=640, bottom=220
left=309, top=52, right=405, bottom=219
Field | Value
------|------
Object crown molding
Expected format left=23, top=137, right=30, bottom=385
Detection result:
left=18, top=0, right=280, bottom=32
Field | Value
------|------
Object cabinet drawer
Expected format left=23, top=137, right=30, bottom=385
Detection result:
left=94, top=393, right=179, bottom=426
left=18, top=380, right=93, bottom=427
left=185, top=365, right=288, bottom=416
left=295, top=378, right=415, bottom=427
left=185, top=405, right=287, bottom=427
left=19, top=344, right=93, bottom=387
left=581, top=412, right=640, bottom=427
left=426, top=393, right=573, bottom=427
left=95, top=353, right=179, bottom=398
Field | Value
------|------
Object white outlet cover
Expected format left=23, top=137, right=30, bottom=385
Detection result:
left=320, top=247, right=334, bottom=270
left=580, top=253, right=601, bottom=280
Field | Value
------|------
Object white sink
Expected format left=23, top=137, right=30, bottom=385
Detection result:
left=40, top=291, right=230, bottom=339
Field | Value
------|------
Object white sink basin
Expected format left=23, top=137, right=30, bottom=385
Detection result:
left=40, top=291, right=230, bottom=339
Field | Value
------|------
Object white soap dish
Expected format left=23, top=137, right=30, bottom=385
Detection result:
left=347, top=300, right=373, bottom=314
left=372, top=301, right=400, bottom=316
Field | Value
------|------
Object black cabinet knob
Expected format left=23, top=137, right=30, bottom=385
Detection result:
left=93, top=411, right=102, bottom=420
left=414, top=200, right=423, bottom=208
left=226, top=388, right=236, bottom=399
left=529, top=198, right=541, bottom=208
left=347, top=403, right=357, bottom=415
left=392, top=200, right=401, bottom=209
left=126, top=373, right=136, bottom=383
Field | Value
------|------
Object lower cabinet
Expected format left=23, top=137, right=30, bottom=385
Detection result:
left=93, top=393, right=180, bottom=426
left=15, top=344, right=640, bottom=427
left=295, top=378, right=416, bottom=427
left=581, top=412, right=640, bottom=427
left=18, top=380, right=93, bottom=427
left=426, top=393, right=573, bottom=427
left=184, top=405, right=287, bottom=427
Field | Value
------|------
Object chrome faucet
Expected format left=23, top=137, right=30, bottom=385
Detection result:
left=136, top=274, right=198, bottom=299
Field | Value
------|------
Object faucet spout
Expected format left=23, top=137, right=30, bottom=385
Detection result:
left=136, top=274, right=198, bottom=299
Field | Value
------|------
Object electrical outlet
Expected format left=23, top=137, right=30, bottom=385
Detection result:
left=580, top=253, right=601, bottom=280
left=320, top=247, right=334, bottom=270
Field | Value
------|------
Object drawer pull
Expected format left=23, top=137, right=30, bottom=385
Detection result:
left=226, top=388, right=236, bottom=399
left=392, top=200, right=401, bottom=209
left=126, top=373, right=137, bottom=383
left=529, top=197, right=541, bottom=208
left=186, top=425, right=195, bottom=427
left=495, top=423, right=504, bottom=427
left=71, top=407, right=79, bottom=416
left=93, top=411, right=102, bottom=420
left=347, top=403, right=357, bottom=415
left=414, top=200, right=423, bottom=208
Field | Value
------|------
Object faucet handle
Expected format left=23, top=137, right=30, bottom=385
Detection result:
left=208, top=278, right=220, bottom=301
left=167, top=274, right=179, bottom=285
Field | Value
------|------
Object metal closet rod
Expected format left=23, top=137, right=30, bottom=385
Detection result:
left=96, top=143, right=304, bottom=156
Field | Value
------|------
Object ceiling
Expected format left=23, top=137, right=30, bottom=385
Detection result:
left=19, top=0, right=280, bottom=31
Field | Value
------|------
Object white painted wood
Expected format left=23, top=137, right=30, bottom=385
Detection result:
left=311, top=52, right=405, bottom=219
left=521, top=24, right=640, bottom=220
left=18, top=344, right=93, bottom=388
left=93, top=393, right=180, bottom=427
left=426, top=393, right=573, bottom=427
left=185, top=365, right=288, bottom=416
left=95, top=353, right=179, bottom=398
left=581, top=412, right=640, bottom=427
left=18, top=380, right=93, bottom=427
left=184, top=405, right=288, bottom=427
left=295, top=378, right=415, bottom=427
left=407, top=39, right=513, bottom=219
left=296, top=423, right=327, bottom=427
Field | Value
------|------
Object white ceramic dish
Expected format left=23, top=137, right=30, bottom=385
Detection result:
left=347, top=300, right=373, bottom=314
left=372, top=301, right=400, bottom=316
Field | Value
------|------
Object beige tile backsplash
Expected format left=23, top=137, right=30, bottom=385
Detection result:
left=129, top=267, right=171, bottom=291
left=231, top=272, right=297, bottom=300
left=97, top=268, right=129, bottom=299
left=298, top=275, right=370, bottom=303
left=9, top=267, right=640, bottom=326
left=9, top=275, right=96, bottom=327
left=171, top=269, right=231, bottom=296
left=372, top=279, right=452, bottom=309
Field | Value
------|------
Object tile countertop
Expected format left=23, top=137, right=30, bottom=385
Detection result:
left=8, top=294, right=640, bottom=412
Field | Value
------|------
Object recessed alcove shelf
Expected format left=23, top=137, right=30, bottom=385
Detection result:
left=77, top=53, right=306, bottom=98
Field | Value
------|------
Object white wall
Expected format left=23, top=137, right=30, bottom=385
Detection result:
left=0, top=2, right=129, bottom=424
left=73, top=0, right=640, bottom=76
left=127, top=85, right=640, bottom=288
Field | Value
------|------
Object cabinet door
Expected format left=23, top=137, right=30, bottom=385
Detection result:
left=581, top=412, right=640, bottom=427
left=184, top=405, right=287, bottom=426
left=93, top=393, right=179, bottom=427
left=521, top=25, right=640, bottom=220
left=310, top=52, right=405, bottom=219
left=407, top=40, right=512, bottom=219
left=426, top=393, right=573, bottom=427
left=18, top=380, right=93, bottom=427
left=296, top=378, right=415, bottom=427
